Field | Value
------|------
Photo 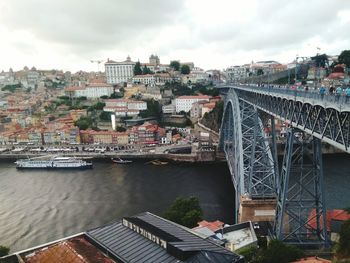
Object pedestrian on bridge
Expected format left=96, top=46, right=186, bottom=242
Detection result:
left=319, top=86, right=326, bottom=99
left=336, top=86, right=343, bottom=101
left=346, top=86, right=350, bottom=102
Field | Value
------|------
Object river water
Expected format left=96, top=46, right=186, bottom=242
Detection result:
left=0, top=154, right=349, bottom=252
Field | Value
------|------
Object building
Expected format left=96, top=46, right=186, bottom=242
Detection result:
left=104, top=99, right=147, bottom=118
left=175, top=95, right=211, bottom=113
left=132, top=73, right=173, bottom=86
left=105, top=56, right=136, bottom=84
left=162, top=104, right=176, bottom=114
left=226, top=65, right=249, bottom=82
left=1, top=212, right=243, bottom=263
left=64, top=82, right=114, bottom=98
left=192, top=221, right=258, bottom=252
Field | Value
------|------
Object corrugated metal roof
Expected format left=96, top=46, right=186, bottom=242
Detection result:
left=86, top=220, right=180, bottom=263
left=86, top=212, right=243, bottom=263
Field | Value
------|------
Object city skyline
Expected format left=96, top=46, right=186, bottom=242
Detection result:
left=0, top=0, right=349, bottom=72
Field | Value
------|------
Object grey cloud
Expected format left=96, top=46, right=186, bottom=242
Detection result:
left=0, top=0, right=186, bottom=53
left=194, top=0, right=350, bottom=52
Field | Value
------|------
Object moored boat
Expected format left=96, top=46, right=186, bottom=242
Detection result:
left=15, top=156, right=93, bottom=169
left=111, top=157, right=133, bottom=164
left=147, top=159, right=168, bottom=165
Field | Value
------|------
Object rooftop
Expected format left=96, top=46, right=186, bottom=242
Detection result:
left=86, top=212, right=243, bottom=262
left=1, top=212, right=243, bottom=263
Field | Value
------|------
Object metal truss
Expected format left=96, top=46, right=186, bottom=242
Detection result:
left=232, top=88, right=350, bottom=154
left=274, top=128, right=327, bottom=246
left=219, top=89, right=276, bottom=221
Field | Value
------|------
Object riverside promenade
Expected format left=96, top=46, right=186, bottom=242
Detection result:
left=0, top=144, right=218, bottom=163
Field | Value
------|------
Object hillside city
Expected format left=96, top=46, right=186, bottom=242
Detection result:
left=0, top=52, right=349, bottom=152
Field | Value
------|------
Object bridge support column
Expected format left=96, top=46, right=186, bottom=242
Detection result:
left=239, top=196, right=276, bottom=223
left=274, top=128, right=328, bottom=247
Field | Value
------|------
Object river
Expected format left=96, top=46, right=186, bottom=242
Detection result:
left=0, top=154, right=349, bottom=252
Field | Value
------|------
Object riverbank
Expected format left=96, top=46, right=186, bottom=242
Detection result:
left=0, top=150, right=219, bottom=163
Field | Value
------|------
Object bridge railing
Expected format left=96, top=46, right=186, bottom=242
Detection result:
left=227, top=84, right=350, bottom=108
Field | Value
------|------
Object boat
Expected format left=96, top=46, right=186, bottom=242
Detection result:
left=15, top=156, right=93, bottom=169
left=148, top=159, right=168, bottom=165
left=111, top=157, right=133, bottom=164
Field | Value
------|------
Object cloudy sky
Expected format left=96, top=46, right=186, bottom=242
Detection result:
left=0, top=0, right=349, bottom=72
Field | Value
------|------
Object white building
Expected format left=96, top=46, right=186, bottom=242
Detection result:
left=104, top=99, right=147, bottom=117
left=132, top=73, right=173, bottom=86
left=162, top=104, right=176, bottom=114
left=64, top=82, right=114, bottom=98
left=226, top=65, right=250, bottom=82
left=105, top=56, right=136, bottom=84
left=175, top=95, right=211, bottom=113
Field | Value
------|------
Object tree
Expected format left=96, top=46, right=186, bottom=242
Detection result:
left=257, top=68, right=264, bottom=76
left=134, top=61, right=143, bottom=75
left=74, top=116, right=93, bottom=130
left=170, top=60, right=180, bottom=71
left=0, top=245, right=10, bottom=257
left=335, top=219, right=350, bottom=259
left=180, top=64, right=190, bottom=74
left=162, top=196, right=203, bottom=228
left=116, top=126, right=126, bottom=132
left=99, top=111, right=111, bottom=121
left=311, top=53, right=328, bottom=68
left=255, top=239, right=304, bottom=263
left=140, top=99, right=161, bottom=120
left=142, top=65, right=153, bottom=75
left=338, top=50, right=350, bottom=68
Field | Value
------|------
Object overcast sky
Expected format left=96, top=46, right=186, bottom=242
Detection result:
left=0, top=0, right=349, bottom=72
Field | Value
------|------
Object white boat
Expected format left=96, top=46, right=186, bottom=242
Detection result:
left=111, top=157, right=132, bottom=164
left=15, top=156, right=93, bottom=169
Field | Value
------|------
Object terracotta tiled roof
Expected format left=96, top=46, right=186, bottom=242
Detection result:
left=193, top=220, right=224, bottom=232
left=308, top=209, right=350, bottom=232
left=23, top=236, right=115, bottom=263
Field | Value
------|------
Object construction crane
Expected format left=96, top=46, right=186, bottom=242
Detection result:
left=90, top=59, right=104, bottom=72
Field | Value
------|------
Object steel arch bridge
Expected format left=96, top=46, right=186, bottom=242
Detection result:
left=219, top=85, right=350, bottom=247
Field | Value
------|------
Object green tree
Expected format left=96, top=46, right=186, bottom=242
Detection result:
left=1, top=83, right=21, bottom=93
left=134, top=61, right=143, bottom=75
left=338, top=50, right=350, bottom=68
left=142, top=65, right=153, bottom=75
left=170, top=60, right=180, bottom=71
left=74, top=116, right=93, bottom=130
left=256, top=240, right=304, bottom=263
left=335, top=219, right=350, bottom=259
left=116, top=126, right=126, bottom=132
left=311, top=53, right=329, bottom=68
left=162, top=196, right=203, bottom=228
left=180, top=64, right=191, bottom=74
left=140, top=99, right=161, bottom=120
left=0, top=245, right=10, bottom=257
left=99, top=111, right=111, bottom=121
left=257, top=68, right=264, bottom=76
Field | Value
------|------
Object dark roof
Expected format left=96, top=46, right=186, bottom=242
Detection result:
left=186, top=251, right=243, bottom=263
left=86, top=219, right=179, bottom=263
left=86, top=212, right=243, bottom=263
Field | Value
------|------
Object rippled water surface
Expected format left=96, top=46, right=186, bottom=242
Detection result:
left=0, top=154, right=349, bottom=252
left=0, top=160, right=235, bottom=251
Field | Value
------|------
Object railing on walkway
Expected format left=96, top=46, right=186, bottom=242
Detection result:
left=223, top=84, right=350, bottom=109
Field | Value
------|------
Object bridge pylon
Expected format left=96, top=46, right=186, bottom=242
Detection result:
left=274, top=128, right=328, bottom=247
left=220, top=88, right=276, bottom=223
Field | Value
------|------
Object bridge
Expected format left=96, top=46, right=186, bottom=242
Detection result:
left=218, top=84, right=350, bottom=247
